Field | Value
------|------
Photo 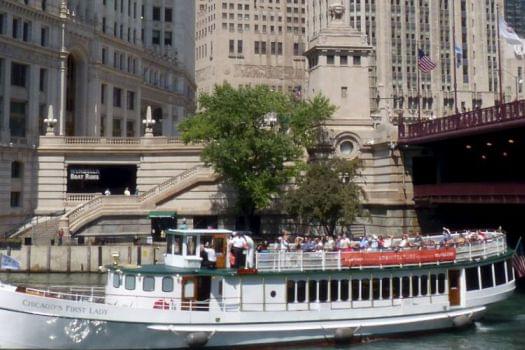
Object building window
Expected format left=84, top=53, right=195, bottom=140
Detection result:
left=152, top=7, right=161, bottom=21
left=237, top=40, right=243, bottom=54
left=101, top=84, right=106, bottom=104
left=127, top=91, right=135, bottom=110
left=164, top=31, right=172, bottom=46
left=340, top=55, right=348, bottom=65
left=0, top=13, right=5, bottom=35
left=254, top=41, right=260, bottom=54
left=39, top=68, right=46, bottom=92
left=113, top=88, right=122, bottom=107
left=40, top=26, right=48, bottom=46
left=165, top=8, right=172, bottom=22
left=10, top=192, right=21, bottom=208
left=162, top=277, right=173, bottom=292
left=10, top=101, right=27, bottom=137
left=102, top=17, right=106, bottom=33
left=102, top=47, right=107, bottom=64
left=100, top=115, right=106, bottom=136
left=126, top=120, right=135, bottom=137
left=113, top=118, right=122, bottom=137
left=327, top=55, right=335, bottom=65
left=22, top=21, right=31, bottom=42
left=11, top=62, right=27, bottom=87
left=353, top=56, right=361, bottom=65
left=11, top=161, right=22, bottom=178
left=229, top=39, right=234, bottom=54
left=42, top=0, right=47, bottom=11
left=12, top=18, right=19, bottom=39
left=152, top=30, right=160, bottom=45
left=341, top=86, right=348, bottom=98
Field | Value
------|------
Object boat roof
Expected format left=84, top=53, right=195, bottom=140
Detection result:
left=166, top=229, right=233, bottom=236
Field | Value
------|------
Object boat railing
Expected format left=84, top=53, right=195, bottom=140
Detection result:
left=255, top=231, right=508, bottom=272
left=18, top=285, right=106, bottom=303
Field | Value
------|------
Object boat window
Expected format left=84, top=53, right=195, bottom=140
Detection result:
left=173, top=235, right=182, bottom=255
left=481, top=264, right=494, bottom=289
left=351, top=279, right=359, bottom=301
left=466, top=267, right=479, bottom=291
left=125, top=275, right=136, bottom=290
left=287, top=280, right=296, bottom=303
left=411, top=276, right=419, bottom=296
left=187, top=236, right=196, bottom=255
left=420, top=275, right=428, bottom=296
left=340, top=279, right=349, bottom=301
left=308, top=280, right=317, bottom=302
left=430, top=274, right=437, bottom=295
left=392, top=277, right=400, bottom=298
left=494, top=261, right=506, bottom=285
left=162, top=277, right=174, bottom=292
left=183, top=279, right=195, bottom=298
left=372, top=278, right=380, bottom=300
left=438, top=273, right=446, bottom=294
left=297, top=280, right=306, bottom=302
left=361, top=279, right=370, bottom=300
left=330, top=279, right=339, bottom=302
left=319, top=280, right=328, bottom=302
left=381, top=278, right=390, bottom=299
left=143, top=276, right=155, bottom=292
left=402, top=276, right=410, bottom=298
left=166, top=235, right=173, bottom=254
left=113, top=273, right=121, bottom=288
left=506, top=259, right=514, bottom=282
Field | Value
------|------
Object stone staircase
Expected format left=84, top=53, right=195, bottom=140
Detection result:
left=62, top=166, right=218, bottom=234
left=15, top=217, right=61, bottom=245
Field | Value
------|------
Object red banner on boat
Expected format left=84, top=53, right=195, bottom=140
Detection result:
left=340, top=248, right=456, bottom=267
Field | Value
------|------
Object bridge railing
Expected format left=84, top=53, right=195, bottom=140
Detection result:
left=399, top=100, right=525, bottom=142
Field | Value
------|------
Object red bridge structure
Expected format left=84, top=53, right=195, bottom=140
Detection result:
left=398, top=100, right=525, bottom=237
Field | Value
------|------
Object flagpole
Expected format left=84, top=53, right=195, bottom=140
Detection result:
left=451, top=0, right=459, bottom=114
left=417, top=66, right=421, bottom=122
left=496, top=4, right=504, bottom=105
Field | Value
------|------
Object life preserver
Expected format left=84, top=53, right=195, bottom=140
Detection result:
left=153, top=299, right=170, bottom=310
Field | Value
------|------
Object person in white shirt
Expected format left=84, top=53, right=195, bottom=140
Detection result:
left=123, top=187, right=131, bottom=196
left=230, top=233, right=247, bottom=268
left=202, top=241, right=217, bottom=269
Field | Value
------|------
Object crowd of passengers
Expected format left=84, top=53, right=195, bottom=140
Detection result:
left=256, top=228, right=499, bottom=253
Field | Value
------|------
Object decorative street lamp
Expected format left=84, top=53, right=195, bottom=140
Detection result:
left=142, top=105, right=156, bottom=137
left=43, top=105, right=57, bottom=136
left=338, top=171, right=350, bottom=184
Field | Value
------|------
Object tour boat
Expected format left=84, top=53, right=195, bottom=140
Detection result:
left=0, top=228, right=516, bottom=349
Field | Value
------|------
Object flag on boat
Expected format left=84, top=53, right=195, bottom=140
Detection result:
left=513, top=237, right=525, bottom=279
left=417, top=49, right=437, bottom=73
left=0, top=254, right=20, bottom=271
left=499, top=17, right=523, bottom=45
left=454, top=45, right=463, bottom=68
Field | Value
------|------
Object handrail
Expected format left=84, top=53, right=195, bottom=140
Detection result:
left=65, top=166, right=216, bottom=232
left=399, top=100, right=525, bottom=143
left=256, top=231, right=508, bottom=272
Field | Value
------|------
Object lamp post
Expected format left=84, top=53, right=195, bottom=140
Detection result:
left=43, top=105, right=57, bottom=136
left=142, top=106, right=156, bottom=137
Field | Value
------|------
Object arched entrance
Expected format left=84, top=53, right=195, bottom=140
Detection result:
left=65, top=52, right=87, bottom=136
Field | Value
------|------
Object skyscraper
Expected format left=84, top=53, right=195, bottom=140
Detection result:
left=505, top=0, right=525, bottom=37
left=195, top=0, right=307, bottom=97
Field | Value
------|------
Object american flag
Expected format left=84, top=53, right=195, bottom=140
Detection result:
left=514, top=237, right=525, bottom=279
left=418, top=49, right=437, bottom=73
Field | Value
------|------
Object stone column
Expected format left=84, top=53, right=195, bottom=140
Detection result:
left=1, top=58, right=11, bottom=143
left=135, top=88, right=141, bottom=137
left=163, top=103, right=172, bottom=136
left=28, top=65, right=40, bottom=144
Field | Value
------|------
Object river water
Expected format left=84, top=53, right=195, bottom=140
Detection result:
left=1, top=273, right=524, bottom=350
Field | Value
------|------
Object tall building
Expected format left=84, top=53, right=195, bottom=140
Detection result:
left=195, top=0, right=307, bottom=97
left=505, top=0, right=525, bottom=37
left=0, top=0, right=196, bottom=235
left=307, top=0, right=525, bottom=122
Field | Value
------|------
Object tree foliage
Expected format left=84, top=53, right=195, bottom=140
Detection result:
left=179, top=84, right=335, bottom=222
left=283, top=158, right=361, bottom=235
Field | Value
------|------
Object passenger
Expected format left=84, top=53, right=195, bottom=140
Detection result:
left=104, top=188, right=111, bottom=196
left=370, top=235, right=379, bottom=251
left=200, top=245, right=210, bottom=268
left=339, top=234, right=352, bottom=251
left=383, top=235, right=393, bottom=250
left=123, top=187, right=131, bottom=196
left=324, top=236, right=336, bottom=251
left=359, top=236, right=369, bottom=250
left=203, top=242, right=216, bottom=269
left=230, top=232, right=247, bottom=268
left=398, top=234, right=409, bottom=249
left=377, top=235, right=385, bottom=250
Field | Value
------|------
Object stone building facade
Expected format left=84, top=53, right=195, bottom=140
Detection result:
left=0, top=0, right=195, bottom=235
left=307, top=0, right=525, bottom=122
left=195, top=0, right=307, bottom=97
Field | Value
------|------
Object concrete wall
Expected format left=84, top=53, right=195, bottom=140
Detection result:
left=0, top=245, right=166, bottom=272
left=79, top=216, right=150, bottom=237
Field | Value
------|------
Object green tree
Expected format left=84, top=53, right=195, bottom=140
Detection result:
left=284, top=158, right=361, bottom=235
left=179, top=84, right=335, bottom=229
